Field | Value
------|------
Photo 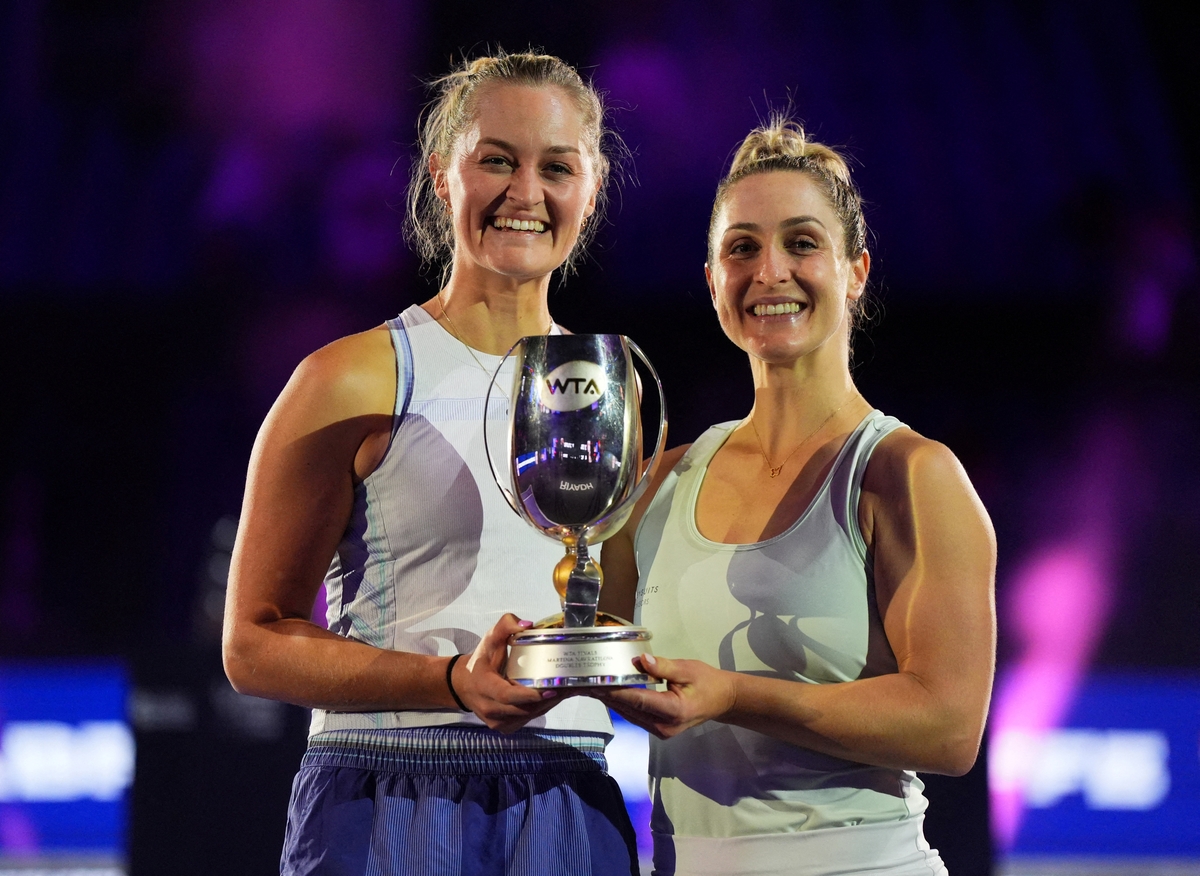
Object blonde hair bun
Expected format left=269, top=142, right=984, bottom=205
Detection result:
left=710, top=114, right=865, bottom=261
left=728, top=116, right=854, bottom=189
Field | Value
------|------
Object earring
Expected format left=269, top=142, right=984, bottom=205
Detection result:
left=581, top=217, right=589, bottom=230
left=443, top=201, right=453, bottom=217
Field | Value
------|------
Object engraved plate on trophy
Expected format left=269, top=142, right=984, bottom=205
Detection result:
left=484, top=334, right=667, bottom=687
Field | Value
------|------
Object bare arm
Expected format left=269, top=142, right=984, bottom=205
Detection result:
left=601, top=431, right=996, bottom=776
left=221, top=328, right=552, bottom=731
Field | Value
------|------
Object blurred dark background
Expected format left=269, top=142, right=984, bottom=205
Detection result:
left=2, top=1, right=1198, bottom=873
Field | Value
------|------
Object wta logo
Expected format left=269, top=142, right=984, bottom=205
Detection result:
left=539, top=360, right=608, bottom=412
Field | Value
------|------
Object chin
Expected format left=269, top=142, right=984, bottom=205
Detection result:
left=477, top=253, right=555, bottom=277
left=485, top=249, right=564, bottom=276
left=746, top=337, right=817, bottom=363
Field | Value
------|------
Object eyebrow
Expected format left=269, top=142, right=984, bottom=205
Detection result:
left=477, top=137, right=581, bottom=156
left=724, top=215, right=827, bottom=233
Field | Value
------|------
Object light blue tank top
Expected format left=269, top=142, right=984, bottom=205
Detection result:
left=634, top=410, right=928, bottom=836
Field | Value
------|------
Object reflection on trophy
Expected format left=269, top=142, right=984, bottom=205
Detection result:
left=485, top=335, right=667, bottom=687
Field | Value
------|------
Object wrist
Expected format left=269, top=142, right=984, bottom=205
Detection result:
left=718, top=669, right=741, bottom=723
left=445, top=654, right=470, bottom=712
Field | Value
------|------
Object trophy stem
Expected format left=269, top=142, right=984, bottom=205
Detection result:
left=562, top=538, right=602, bottom=628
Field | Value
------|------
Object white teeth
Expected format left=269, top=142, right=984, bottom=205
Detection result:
left=493, top=217, right=546, bottom=233
left=752, top=302, right=802, bottom=316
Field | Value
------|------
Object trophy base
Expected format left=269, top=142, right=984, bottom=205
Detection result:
left=506, top=612, right=652, bottom=688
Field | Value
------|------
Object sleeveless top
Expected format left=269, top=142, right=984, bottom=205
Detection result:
left=633, top=410, right=928, bottom=836
left=309, top=304, right=611, bottom=737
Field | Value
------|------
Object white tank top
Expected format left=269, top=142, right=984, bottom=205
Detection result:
left=634, top=410, right=927, bottom=835
left=310, top=305, right=611, bottom=736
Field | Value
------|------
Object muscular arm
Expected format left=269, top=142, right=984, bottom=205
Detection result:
left=602, top=431, right=996, bottom=776
left=222, top=328, right=550, bottom=728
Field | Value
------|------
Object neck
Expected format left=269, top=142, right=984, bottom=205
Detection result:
left=745, top=343, right=864, bottom=453
left=424, top=263, right=554, bottom=355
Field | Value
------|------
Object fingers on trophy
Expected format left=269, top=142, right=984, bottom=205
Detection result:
left=485, top=335, right=666, bottom=688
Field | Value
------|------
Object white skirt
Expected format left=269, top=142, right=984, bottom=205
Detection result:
left=654, top=817, right=948, bottom=876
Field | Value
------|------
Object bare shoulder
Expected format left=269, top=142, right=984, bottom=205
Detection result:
left=243, top=325, right=400, bottom=502
left=863, top=427, right=973, bottom=499
left=271, top=325, right=397, bottom=435
left=293, top=325, right=396, bottom=412
left=860, top=426, right=994, bottom=551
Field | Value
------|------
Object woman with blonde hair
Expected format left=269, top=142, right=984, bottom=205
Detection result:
left=600, top=118, right=996, bottom=875
left=222, top=51, right=638, bottom=875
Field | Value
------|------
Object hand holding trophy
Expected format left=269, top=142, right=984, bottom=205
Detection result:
left=485, top=334, right=666, bottom=687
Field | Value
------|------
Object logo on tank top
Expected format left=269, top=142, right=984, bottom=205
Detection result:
left=539, top=360, right=608, bottom=412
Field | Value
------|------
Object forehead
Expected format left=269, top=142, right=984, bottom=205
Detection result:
left=715, top=171, right=837, bottom=233
left=458, top=83, right=592, bottom=157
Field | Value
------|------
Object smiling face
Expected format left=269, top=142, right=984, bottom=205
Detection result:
left=432, top=83, right=600, bottom=285
left=706, top=170, right=869, bottom=367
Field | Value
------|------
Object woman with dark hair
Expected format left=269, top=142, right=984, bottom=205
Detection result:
left=599, top=118, right=996, bottom=876
left=222, top=51, right=638, bottom=875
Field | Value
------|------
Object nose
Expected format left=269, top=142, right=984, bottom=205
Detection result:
left=506, top=164, right=544, bottom=208
left=754, top=245, right=790, bottom=286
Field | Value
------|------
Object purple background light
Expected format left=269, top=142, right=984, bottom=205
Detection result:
left=1, top=1, right=1199, bottom=872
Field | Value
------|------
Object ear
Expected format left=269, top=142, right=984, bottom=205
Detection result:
left=847, top=249, right=870, bottom=301
left=705, top=263, right=717, bottom=308
left=430, top=153, right=449, bottom=202
left=583, top=175, right=601, bottom=219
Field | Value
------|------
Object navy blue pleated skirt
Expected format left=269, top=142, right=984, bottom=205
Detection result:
left=281, top=726, right=639, bottom=876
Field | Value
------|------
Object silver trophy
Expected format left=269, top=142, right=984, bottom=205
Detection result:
left=485, top=334, right=667, bottom=687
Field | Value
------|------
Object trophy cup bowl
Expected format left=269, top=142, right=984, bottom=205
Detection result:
left=485, top=334, right=667, bottom=688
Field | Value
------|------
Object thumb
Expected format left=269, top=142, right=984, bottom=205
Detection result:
left=471, top=613, right=532, bottom=672
left=490, top=612, right=532, bottom=642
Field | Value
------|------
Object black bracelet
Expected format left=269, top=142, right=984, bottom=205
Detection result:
left=445, top=654, right=470, bottom=712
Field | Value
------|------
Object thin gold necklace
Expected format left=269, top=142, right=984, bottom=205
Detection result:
left=436, top=288, right=552, bottom=375
left=747, top=397, right=850, bottom=479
